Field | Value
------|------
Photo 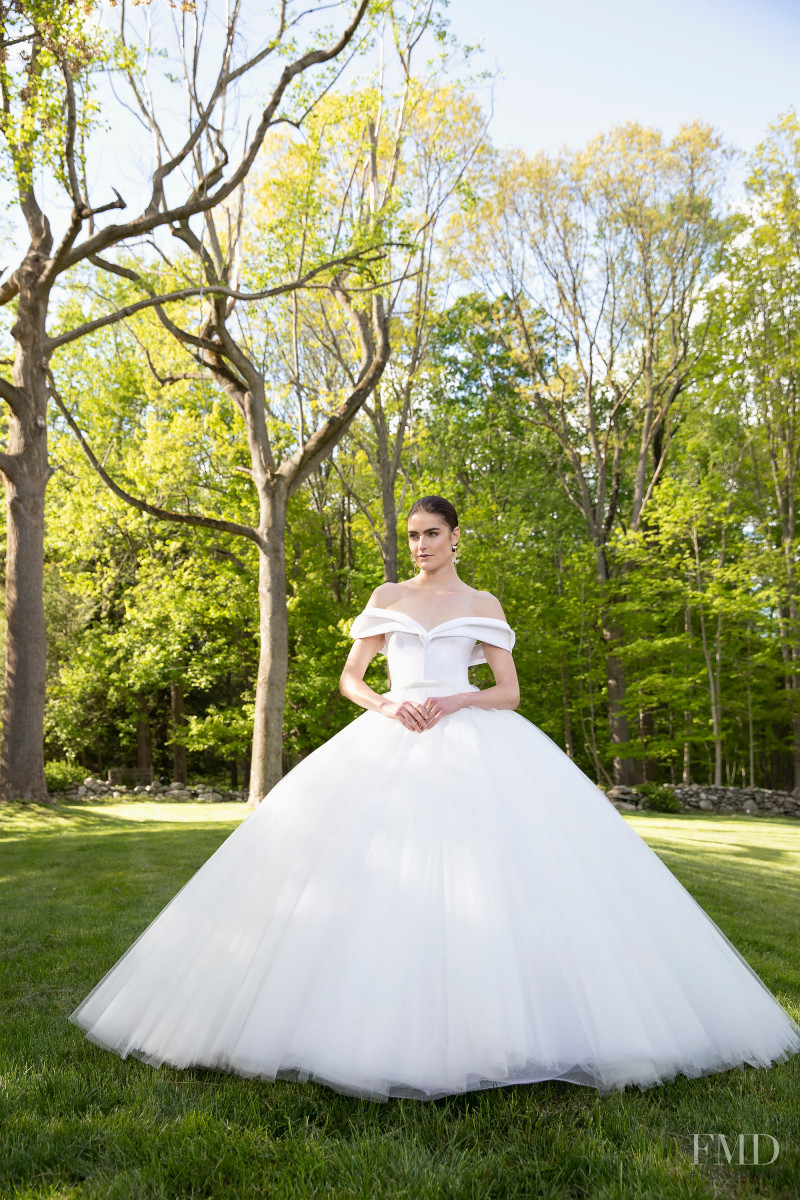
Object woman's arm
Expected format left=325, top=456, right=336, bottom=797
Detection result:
left=339, top=634, right=431, bottom=732
left=456, top=643, right=520, bottom=711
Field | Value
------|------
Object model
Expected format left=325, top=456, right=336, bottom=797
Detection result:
left=68, top=495, right=800, bottom=1101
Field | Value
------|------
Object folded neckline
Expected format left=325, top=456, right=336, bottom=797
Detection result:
left=360, top=606, right=513, bottom=636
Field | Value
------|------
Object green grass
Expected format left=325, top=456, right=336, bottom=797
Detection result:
left=1, top=801, right=798, bottom=1200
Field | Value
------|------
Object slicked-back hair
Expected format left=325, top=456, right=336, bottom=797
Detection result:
left=407, top=495, right=459, bottom=532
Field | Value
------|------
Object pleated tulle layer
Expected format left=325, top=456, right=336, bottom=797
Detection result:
left=68, top=685, right=800, bottom=1102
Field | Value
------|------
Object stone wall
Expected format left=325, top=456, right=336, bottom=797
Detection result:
left=55, top=778, right=248, bottom=803
left=53, top=776, right=800, bottom=817
left=607, top=783, right=800, bottom=818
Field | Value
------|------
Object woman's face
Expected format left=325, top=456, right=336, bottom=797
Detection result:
left=407, top=511, right=458, bottom=572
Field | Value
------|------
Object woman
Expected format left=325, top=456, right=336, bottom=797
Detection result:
left=69, top=495, right=800, bottom=1102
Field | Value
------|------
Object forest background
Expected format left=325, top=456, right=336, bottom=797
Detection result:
left=3, top=0, right=800, bottom=803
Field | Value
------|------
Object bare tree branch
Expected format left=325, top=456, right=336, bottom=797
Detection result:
left=280, top=289, right=390, bottom=495
left=0, top=449, right=19, bottom=483
left=48, top=371, right=263, bottom=548
left=0, top=375, right=25, bottom=419
left=48, top=248, right=387, bottom=350
left=60, top=0, right=373, bottom=274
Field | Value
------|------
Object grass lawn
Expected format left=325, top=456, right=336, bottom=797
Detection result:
left=1, top=800, right=798, bottom=1200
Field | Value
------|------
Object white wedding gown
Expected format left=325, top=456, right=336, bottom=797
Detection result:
left=68, top=607, right=800, bottom=1101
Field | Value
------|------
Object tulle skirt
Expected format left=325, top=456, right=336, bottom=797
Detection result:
left=68, top=683, right=800, bottom=1102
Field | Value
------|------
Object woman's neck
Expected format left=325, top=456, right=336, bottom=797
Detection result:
left=410, top=564, right=461, bottom=592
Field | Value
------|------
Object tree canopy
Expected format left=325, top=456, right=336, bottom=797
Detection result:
left=2, top=3, right=800, bottom=799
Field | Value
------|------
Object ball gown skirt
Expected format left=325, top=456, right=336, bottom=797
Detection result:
left=68, top=609, right=800, bottom=1102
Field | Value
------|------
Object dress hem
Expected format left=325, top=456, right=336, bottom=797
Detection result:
left=68, top=1011, right=800, bottom=1104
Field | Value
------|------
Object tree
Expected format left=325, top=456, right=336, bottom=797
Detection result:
left=0, top=0, right=375, bottom=801
left=467, top=122, right=729, bottom=783
left=330, top=86, right=488, bottom=582
left=418, top=292, right=606, bottom=777
left=41, top=340, right=261, bottom=782
left=706, top=111, right=800, bottom=790
left=49, top=29, right=456, bottom=803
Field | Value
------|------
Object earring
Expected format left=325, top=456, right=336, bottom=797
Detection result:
left=452, top=541, right=461, bottom=564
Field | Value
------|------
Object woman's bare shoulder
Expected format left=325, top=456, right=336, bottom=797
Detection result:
left=468, top=588, right=507, bottom=622
left=366, top=582, right=410, bottom=609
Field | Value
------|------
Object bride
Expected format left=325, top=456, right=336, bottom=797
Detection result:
left=69, top=494, right=800, bottom=1102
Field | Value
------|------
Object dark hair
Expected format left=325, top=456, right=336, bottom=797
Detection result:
left=407, top=495, right=459, bottom=532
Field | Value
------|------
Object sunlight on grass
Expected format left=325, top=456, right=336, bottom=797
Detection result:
left=629, top=812, right=800, bottom=863
left=0, top=799, right=250, bottom=841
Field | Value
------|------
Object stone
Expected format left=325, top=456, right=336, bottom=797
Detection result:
left=698, top=799, right=714, bottom=811
left=607, top=786, right=639, bottom=802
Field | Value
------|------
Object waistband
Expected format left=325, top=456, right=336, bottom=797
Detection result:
left=385, top=680, right=478, bottom=699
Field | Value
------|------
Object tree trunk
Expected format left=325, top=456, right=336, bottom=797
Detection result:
left=787, top=589, right=800, bottom=791
left=597, top=564, right=633, bottom=784
left=345, top=493, right=353, bottom=605
left=682, top=601, right=693, bottom=784
left=697, top=609, right=723, bottom=786
left=773, top=598, right=800, bottom=791
left=248, top=486, right=289, bottom=807
left=170, top=681, right=187, bottom=784
left=372, top=388, right=400, bottom=583
left=603, top=629, right=636, bottom=785
left=692, top=529, right=724, bottom=786
left=238, top=755, right=250, bottom=791
left=381, top=480, right=398, bottom=583
left=594, top=546, right=635, bottom=785
left=335, top=490, right=354, bottom=605
left=747, top=672, right=755, bottom=789
left=0, top=292, right=52, bottom=803
left=559, top=655, right=574, bottom=759
left=136, top=695, right=152, bottom=782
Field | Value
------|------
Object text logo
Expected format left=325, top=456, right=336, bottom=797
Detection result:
left=693, top=1134, right=779, bottom=1166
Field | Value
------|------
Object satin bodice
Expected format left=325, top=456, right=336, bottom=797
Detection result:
left=349, top=606, right=516, bottom=690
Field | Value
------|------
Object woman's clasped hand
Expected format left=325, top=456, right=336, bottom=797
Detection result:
left=380, top=694, right=463, bottom=732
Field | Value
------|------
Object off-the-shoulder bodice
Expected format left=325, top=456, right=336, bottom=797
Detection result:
left=349, top=605, right=515, bottom=689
